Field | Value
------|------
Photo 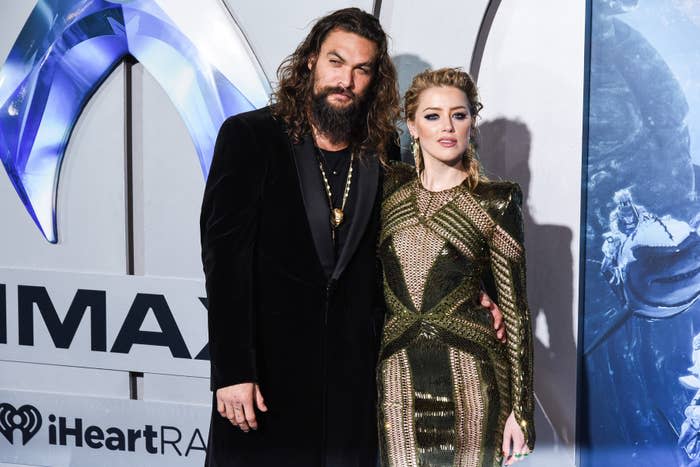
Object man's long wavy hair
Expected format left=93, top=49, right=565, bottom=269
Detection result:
left=271, top=8, right=400, bottom=163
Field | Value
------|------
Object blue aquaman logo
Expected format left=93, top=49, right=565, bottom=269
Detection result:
left=0, top=403, right=42, bottom=445
left=0, top=0, right=269, bottom=243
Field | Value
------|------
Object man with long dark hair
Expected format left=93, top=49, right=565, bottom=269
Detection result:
left=201, top=9, right=398, bottom=466
left=201, top=8, right=503, bottom=466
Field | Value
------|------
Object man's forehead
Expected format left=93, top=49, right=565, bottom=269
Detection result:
left=319, top=29, right=378, bottom=62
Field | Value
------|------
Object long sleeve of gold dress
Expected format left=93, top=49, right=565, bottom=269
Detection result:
left=377, top=163, right=535, bottom=467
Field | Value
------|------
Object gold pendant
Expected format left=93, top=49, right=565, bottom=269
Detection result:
left=331, top=208, right=344, bottom=228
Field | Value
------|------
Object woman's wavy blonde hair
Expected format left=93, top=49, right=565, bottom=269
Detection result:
left=404, top=67, right=486, bottom=189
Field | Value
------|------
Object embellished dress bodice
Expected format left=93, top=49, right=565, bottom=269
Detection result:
left=377, top=164, right=535, bottom=467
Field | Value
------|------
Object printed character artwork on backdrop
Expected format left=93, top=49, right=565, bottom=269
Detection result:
left=600, top=188, right=700, bottom=319
left=679, top=333, right=700, bottom=466
left=582, top=0, right=700, bottom=466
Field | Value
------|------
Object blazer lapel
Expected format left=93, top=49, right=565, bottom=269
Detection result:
left=332, top=155, right=379, bottom=280
left=291, top=134, right=336, bottom=277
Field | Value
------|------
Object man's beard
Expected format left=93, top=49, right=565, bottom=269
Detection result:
left=310, top=86, right=370, bottom=145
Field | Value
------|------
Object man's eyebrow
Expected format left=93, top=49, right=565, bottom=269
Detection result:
left=327, top=51, right=345, bottom=62
left=328, top=50, right=374, bottom=68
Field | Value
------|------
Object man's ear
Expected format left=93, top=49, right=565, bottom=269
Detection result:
left=307, top=54, right=317, bottom=71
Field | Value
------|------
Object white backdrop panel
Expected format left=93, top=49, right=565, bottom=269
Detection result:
left=477, top=1, right=585, bottom=465
left=380, top=0, right=490, bottom=76
left=0, top=361, right=129, bottom=399
left=0, top=268, right=208, bottom=378
left=225, top=0, right=374, bottom=84
left=133, top=65, right=206, bottom=279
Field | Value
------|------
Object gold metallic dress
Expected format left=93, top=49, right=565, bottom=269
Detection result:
left=378, top=164, right=535, bottom=467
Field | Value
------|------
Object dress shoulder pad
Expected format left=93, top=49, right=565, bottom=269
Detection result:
left=472, top=181, right=524, bottom=243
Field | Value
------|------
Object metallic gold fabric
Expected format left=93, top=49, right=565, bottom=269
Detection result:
left=449, top=347, right=485, bottom=467
left=380, top=350, right=418, bottom=467
left=378, top=164, right=535, bottom=467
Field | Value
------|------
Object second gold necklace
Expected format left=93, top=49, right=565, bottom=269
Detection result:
left=314, top=146, right=354, bottom=239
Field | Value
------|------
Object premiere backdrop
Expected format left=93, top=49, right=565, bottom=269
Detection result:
left=0, top=1, right=584, bottom=466
left=580, top=1, right=700, bottom=466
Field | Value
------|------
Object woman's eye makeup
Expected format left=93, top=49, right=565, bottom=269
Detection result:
left=422, top=111, right=470, bottom=121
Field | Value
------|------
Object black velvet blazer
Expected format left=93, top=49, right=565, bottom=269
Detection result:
left=200, top=107, right=384, bottom=467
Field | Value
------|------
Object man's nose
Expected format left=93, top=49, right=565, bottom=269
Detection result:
left=337, top=67, right=354, bottom=90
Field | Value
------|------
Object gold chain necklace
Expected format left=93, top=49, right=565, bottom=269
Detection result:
left=314, top=146, right=354, bottom=237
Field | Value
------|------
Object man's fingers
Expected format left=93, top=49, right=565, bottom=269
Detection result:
left=487, top=299, right=507, bottom=343
left=232, top=403, right=246, bottom=425
left=233, top=405, right=250, bottom=432
left=224, top=400, right=249, bottom=432
left=492, top=308, right=503, bottom=329
left=479, top=292, right=491, bottom=307
left=255, top=386, right=268, bottom=412
left=243, top=399, right=258, bottom=430
left=497, top=325, right=506, bottom=343
left=214, top=384, right=261, bottom=432
left=224, top=400, right=236, bottom=421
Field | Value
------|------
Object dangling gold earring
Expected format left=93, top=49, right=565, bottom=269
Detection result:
left=412, top=137, right=422, bottom=176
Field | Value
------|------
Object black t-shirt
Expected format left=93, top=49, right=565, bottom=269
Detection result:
left=317, top=147, right=357, bottom=260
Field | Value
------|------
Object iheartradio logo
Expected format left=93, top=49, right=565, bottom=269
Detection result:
left=0, top=403, right=42, bottom=445
left=0, top=400, right=206, bottom=456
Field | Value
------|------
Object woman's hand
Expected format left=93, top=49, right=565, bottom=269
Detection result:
left=502, top=411, right=530, bottom=465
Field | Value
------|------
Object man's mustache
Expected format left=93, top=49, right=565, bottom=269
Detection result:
left=318, top=86, right=355, bottom=100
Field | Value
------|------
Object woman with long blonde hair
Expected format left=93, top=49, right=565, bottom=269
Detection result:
left=377, top=68, right=535, bottom=466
